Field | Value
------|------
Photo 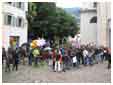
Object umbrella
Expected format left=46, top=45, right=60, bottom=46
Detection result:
left=21, top=43, right=30, bottom=48
left=31, top=38, right=46, bottom=48
left=36, top=38, right=46, bottom=47
left=30, top=40, right=39, bottom=48
left=30, top=43, right=37, bottom=48
left=44, top=47, right=52, bottom=51
left=21, top=43, right=30, bottom=51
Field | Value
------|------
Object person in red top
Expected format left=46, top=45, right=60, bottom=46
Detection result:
left=54, top=48, right=62, bottom=72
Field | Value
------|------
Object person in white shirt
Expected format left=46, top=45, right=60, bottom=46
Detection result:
left=83, top=49, right=88, bottom=58
left=72, top=56, right=77, bottom=67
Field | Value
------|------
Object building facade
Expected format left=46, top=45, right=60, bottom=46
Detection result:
left=80, top=2, right=97, bottom=45
left=97, top=2, right=111, bottom=47
left=1, top=2, right=28, bottom=50
left=80, top=2, right=111, bottom=47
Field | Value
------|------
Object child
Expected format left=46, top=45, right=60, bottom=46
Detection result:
left=72, top=55, right=77, bottom=67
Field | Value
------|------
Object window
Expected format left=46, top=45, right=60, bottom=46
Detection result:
left=90, top=16, right=97, bottom=23
left=16, top=2, right=24, bottom=10
left=7, top=15, right=12, bottom=25
left=4, top=13, right=24, bottom=27
left=5, top=2, right=13, bottom=6
left=18, top=18, right=22, bottom=27
left=16, top=2, right=22, bottom=8
left=93, top=2, right=97, bottom=8
left=16, top=17, right=23, bottom=27
left=7, top=2, right=12, bottom=5
left=4, top=14, right=17, bottom=26
left=18, top=2, right=22, bottom=8
left=5, top=2, right=16, bottom=7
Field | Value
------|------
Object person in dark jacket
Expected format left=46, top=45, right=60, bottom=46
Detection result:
left=5, top=47, right=13, bottom=72
left=12, top=48, right=19, bottom=71
left=2, top=47, right=6, bottom=65
left=20, top=48, right=26, bottom=65
left=76, top=49, right=81, bottom=66
left=94, top=48, right=100, bottom=64
left=62, top=53, right=68, bottom=72
left=28, top=48, right=33, bottom=65
left=107, top=53, right=111, bottom=69
left=5, top=55, right=11, bottom=72
left=107, top=48, right=111, bottom=69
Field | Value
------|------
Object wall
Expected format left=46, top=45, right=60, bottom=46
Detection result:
left=80, top=9, right=97, bottom=45
left=2, top=2, right=28, bottom=50
left=97, top=2, right=111, bottom=47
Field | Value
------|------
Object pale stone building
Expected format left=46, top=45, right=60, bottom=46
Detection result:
left=80, top=2, right=97, bottom=45
left=80, top=2, right=111, bottom=47
left=1, top=2, right=28, bottom=50
left=97, top=2, right=111, bottom=47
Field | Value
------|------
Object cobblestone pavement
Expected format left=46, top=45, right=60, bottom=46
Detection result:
left=2, top=61, right=111, bottom=83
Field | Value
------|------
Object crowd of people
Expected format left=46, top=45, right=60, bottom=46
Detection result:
left=2, top=43, right=111, bottom=73
left=51, top=45, right=111, bottom=72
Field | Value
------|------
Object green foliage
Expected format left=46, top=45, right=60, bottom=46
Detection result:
left=27, top=2, right=79, bottom=46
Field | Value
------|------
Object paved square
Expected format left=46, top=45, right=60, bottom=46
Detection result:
left=2, top=61, right=111, bottom=83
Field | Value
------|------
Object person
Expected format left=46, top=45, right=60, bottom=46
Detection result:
left=107, top=48, right=111, bottom=69
left=54, top=49, right=62, bottom=72
left=88, top=49, right=94, bottom=65
left=5, top=52, right=11, bottom=72
left=54, top=54, right=59, bottom=72
left=28, top=47, right=33, bottom=65
left=20, top=47, right=26, bottom=65
left=67, top=48, right=72, bottom=69
left=12, top=48, right=19, bottom=71
left=103, top=48, right=108, bottom=61
left=79, top=48, right=84, bottom=65
left=46, top=50, right=51, bottom=66
left=94, top=48, right=100, bottom=64
left=99, top=47, right=104, bottom=63
left=99, top=48, right=104, bottom=62
left=72, top=55, right=77, bottom=67
left=32, top=47, right=40, bottom=66
left=2, top=47, right=6, bottom=65
left=5, top=47, right=13, bottom=72
left=60, top=47, right=65, bottom=57
left=52, top=49, right=56, bottom=70
left=62, top=50, right=69, bottom=72
left=76, top=49, right=81, bottom=66
left=62, top=55, right=66, bottom=72
left=83, top=48, right=89, bottom=66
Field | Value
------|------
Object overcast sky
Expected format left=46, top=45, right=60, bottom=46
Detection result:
left=55, top=0, right=83, bottom=8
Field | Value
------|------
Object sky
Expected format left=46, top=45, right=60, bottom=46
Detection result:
left=55, top=0, right=83, bottom=8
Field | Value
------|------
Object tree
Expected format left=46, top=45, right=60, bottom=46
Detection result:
left=27, top=2, right=37, bottom=39
left=27, top=2, right=79, bottom=47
